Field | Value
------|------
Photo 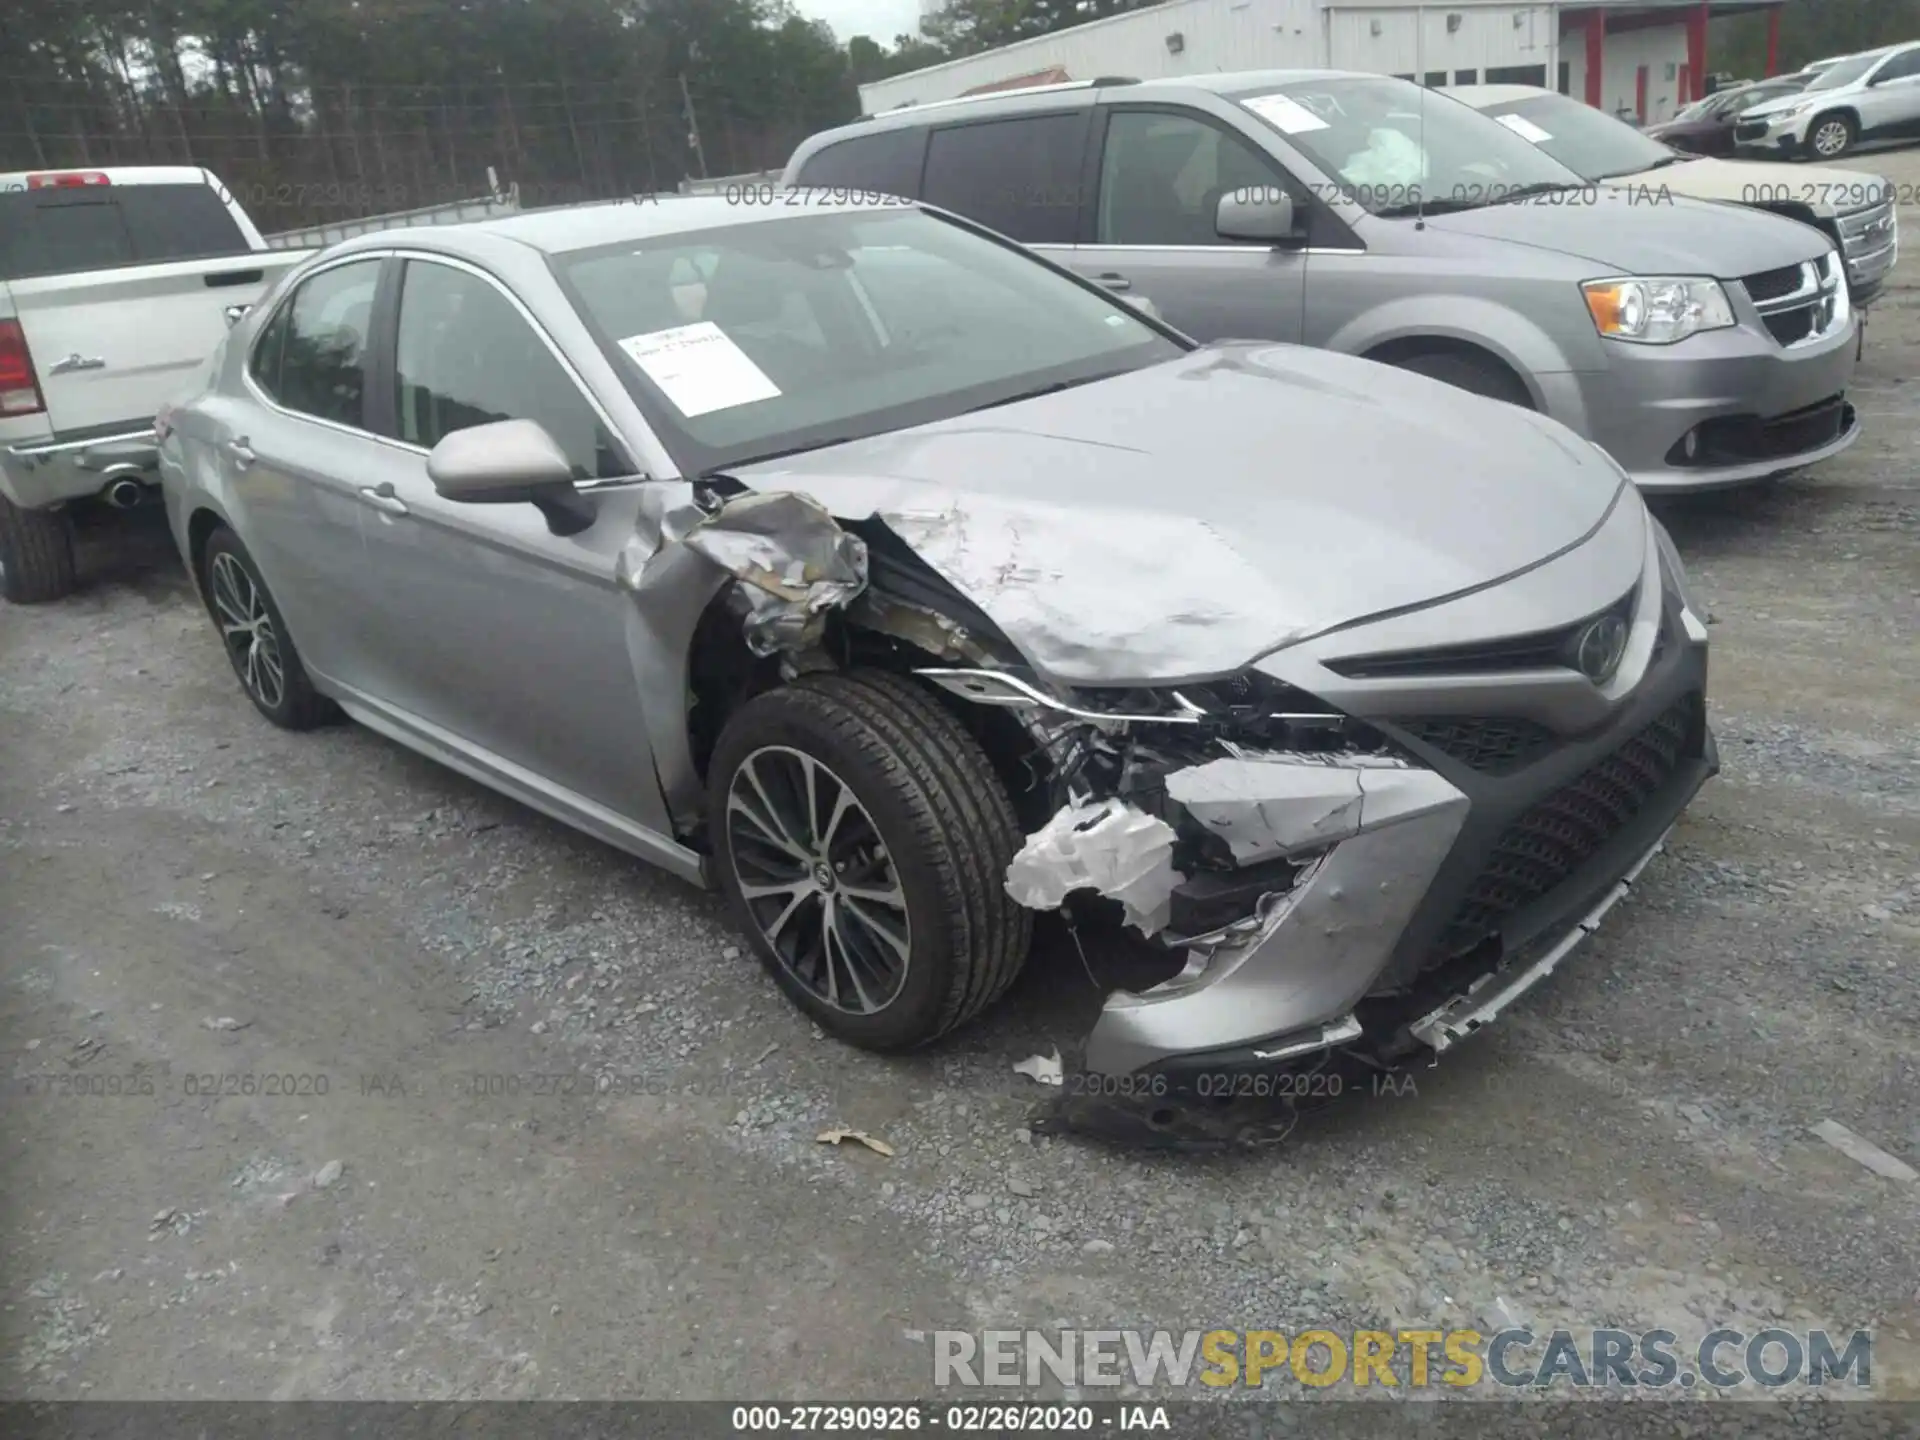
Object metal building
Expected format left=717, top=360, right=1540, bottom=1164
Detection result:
left=859, top=1, right=1790, bottom=126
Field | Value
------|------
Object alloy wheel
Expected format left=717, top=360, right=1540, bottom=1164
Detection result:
left=1812, top=120, right=1850, bottom=157
left=209, top=551, right=286, bottom=710
left=725, top=745, right=912, bottom=1014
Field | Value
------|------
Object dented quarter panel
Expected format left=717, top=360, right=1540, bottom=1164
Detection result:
left=729, top=343, right=1627, bottom=685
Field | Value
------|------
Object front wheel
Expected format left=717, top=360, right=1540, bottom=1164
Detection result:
left=1806, top=112, right=1857, bottom=160
left=708, top=671, right=1032, bottom=1051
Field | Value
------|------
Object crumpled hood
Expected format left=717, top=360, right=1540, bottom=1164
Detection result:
left=1425, top=190, right=1831, bottom=276
left=1606, top=157, right=1886, bottom=217
left=728, top=343, right=1634, bottom=686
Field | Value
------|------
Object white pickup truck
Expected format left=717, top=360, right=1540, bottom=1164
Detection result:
left=0, top=166, right=311, bottom=602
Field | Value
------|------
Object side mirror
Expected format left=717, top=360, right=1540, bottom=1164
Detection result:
left=223, top=303, right=251, bottom=328
left=425, top=418, right=595, bottom=535
left=1215, top=187, right=1303, bottom=245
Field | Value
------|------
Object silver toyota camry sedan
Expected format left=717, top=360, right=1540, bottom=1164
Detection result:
left=156, top=193, right=1717, bottom=1090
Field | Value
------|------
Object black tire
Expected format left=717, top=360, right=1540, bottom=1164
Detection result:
left=1805, top=112, right=1856, bottom=160
left=1390, top=350, right=1534, bottom=409
left=708, top=670, right=1032, bottom=1051
left=0, top=495, right=76, bottom=604
left=200, top=526, right=333, bottom=730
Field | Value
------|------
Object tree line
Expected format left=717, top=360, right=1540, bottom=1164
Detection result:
left=3, top=0, right=1916, bottom=234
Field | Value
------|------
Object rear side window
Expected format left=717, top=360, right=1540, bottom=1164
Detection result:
left=794, top=129, right=926, bottom=197
left=921, top=113, right=1088, bottom=243
left=0, top=183, right=249, bottom=280
left=254, top=259, right=382, bottom=428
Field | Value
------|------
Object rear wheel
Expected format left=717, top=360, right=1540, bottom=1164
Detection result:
left=708, top=670, right=1031, bottom=1051
left=1806, top=112, right=1857, bottom=160
left=200, top=527, right=333, bottom=730
left=1388, top=350, right=1534, bottom=409
left=0, top=496, right=76, bottom=604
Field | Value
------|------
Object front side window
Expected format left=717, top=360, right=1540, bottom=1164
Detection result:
left=393, top=261, right=625, bottom=480
left=920, top=113, right=1087, bottom=243
left=260, top=259, right=382, bottom=427
left=1095, top=110, right=1285, bottom=246
left=557, top=207, right=1183, bottom=474
left=1230, top=75, right=1585, bottom=215
left=1475, top=94, right=1677, bottom=179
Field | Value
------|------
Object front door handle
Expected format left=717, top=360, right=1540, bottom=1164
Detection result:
left=48, top=353, right=106, bottom=375
left=224, top=437, right=256, bottom=468
left=357, top=482, right=409, bottom=516
left=1094, top=272, right=1133, bottom=292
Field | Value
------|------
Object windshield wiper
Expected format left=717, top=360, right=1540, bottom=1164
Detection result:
left=706, top=435, right=862, bottom=475
left=1487, top=181, right=1588, bottom=206
left=963, top=370, right=1131, bottom=414
left=1596, top=154, right=1688, bottom=179
left=1372, top=196, right=1485, bottom=218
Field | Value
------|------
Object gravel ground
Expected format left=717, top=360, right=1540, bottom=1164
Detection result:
left=2, top=156, right=1916, bottom=1405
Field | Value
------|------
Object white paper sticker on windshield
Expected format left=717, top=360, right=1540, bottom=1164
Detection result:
left=1242, top=93, right=1331, bottom=135
left=616, top=322, right=780, bottom=417
left=1495, top=113, right=1554, bottom=144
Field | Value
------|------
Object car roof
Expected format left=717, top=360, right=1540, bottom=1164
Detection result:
left=824, top=67, right=1403, bottom=142
left=315, top=193, right=912, bottom=262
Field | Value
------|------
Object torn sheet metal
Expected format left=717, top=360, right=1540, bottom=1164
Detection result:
left=1004, top=798, right=1180, bottom=937
left=1165, top=753, right=1463, bottom=867
left=1167, top=757, right=1364, bottom=864
left=675, top=492, right=868, bottom=656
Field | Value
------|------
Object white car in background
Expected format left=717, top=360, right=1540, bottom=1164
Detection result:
left=0, top=166, right=309, bottom=603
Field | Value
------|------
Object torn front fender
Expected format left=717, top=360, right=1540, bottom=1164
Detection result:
left=673, top=491, right=868, bottom=656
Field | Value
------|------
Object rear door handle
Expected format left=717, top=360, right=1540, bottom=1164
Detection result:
left=224, top=437, right=256, bottom=468
left=357, top=482, right=409, bottom=516
left=1093, top=272, right=1133, bottom=292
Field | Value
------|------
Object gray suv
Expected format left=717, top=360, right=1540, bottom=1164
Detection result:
left=785, top=70, right=1861, bottom=493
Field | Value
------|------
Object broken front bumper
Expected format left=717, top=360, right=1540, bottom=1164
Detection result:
left=1082, top=617, right=1716, bottom=1079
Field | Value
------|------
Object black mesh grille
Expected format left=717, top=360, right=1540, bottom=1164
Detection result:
left=1762, top=306, right=1817, bottom=347
left=1433, top=695, right=1698, bottom=958
left=1398, top=717, right=1556, bottom=775
left=1743, top=263, right=1806, bottom=303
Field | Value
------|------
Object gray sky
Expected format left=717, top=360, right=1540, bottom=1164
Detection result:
left=799, top=0, right=927, bottom=47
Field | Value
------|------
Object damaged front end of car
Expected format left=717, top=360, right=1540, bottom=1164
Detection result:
left=631, top=469, right=1717, bottom=1148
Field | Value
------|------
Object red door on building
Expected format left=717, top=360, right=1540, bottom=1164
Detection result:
left=1636, top=64, right=1649, bottom=122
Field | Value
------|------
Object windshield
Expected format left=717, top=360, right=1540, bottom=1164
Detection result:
left=1230, top=75, right=1584, bottom=215
left=555, top=208, right=1185, bottom=474
left=1807, top=52, right=1882, bottom=91
left=1472, top=93, right=1677, bottom=180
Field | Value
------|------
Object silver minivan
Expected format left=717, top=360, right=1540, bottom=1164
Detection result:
left=784, top=70, right=1861, bottom=493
